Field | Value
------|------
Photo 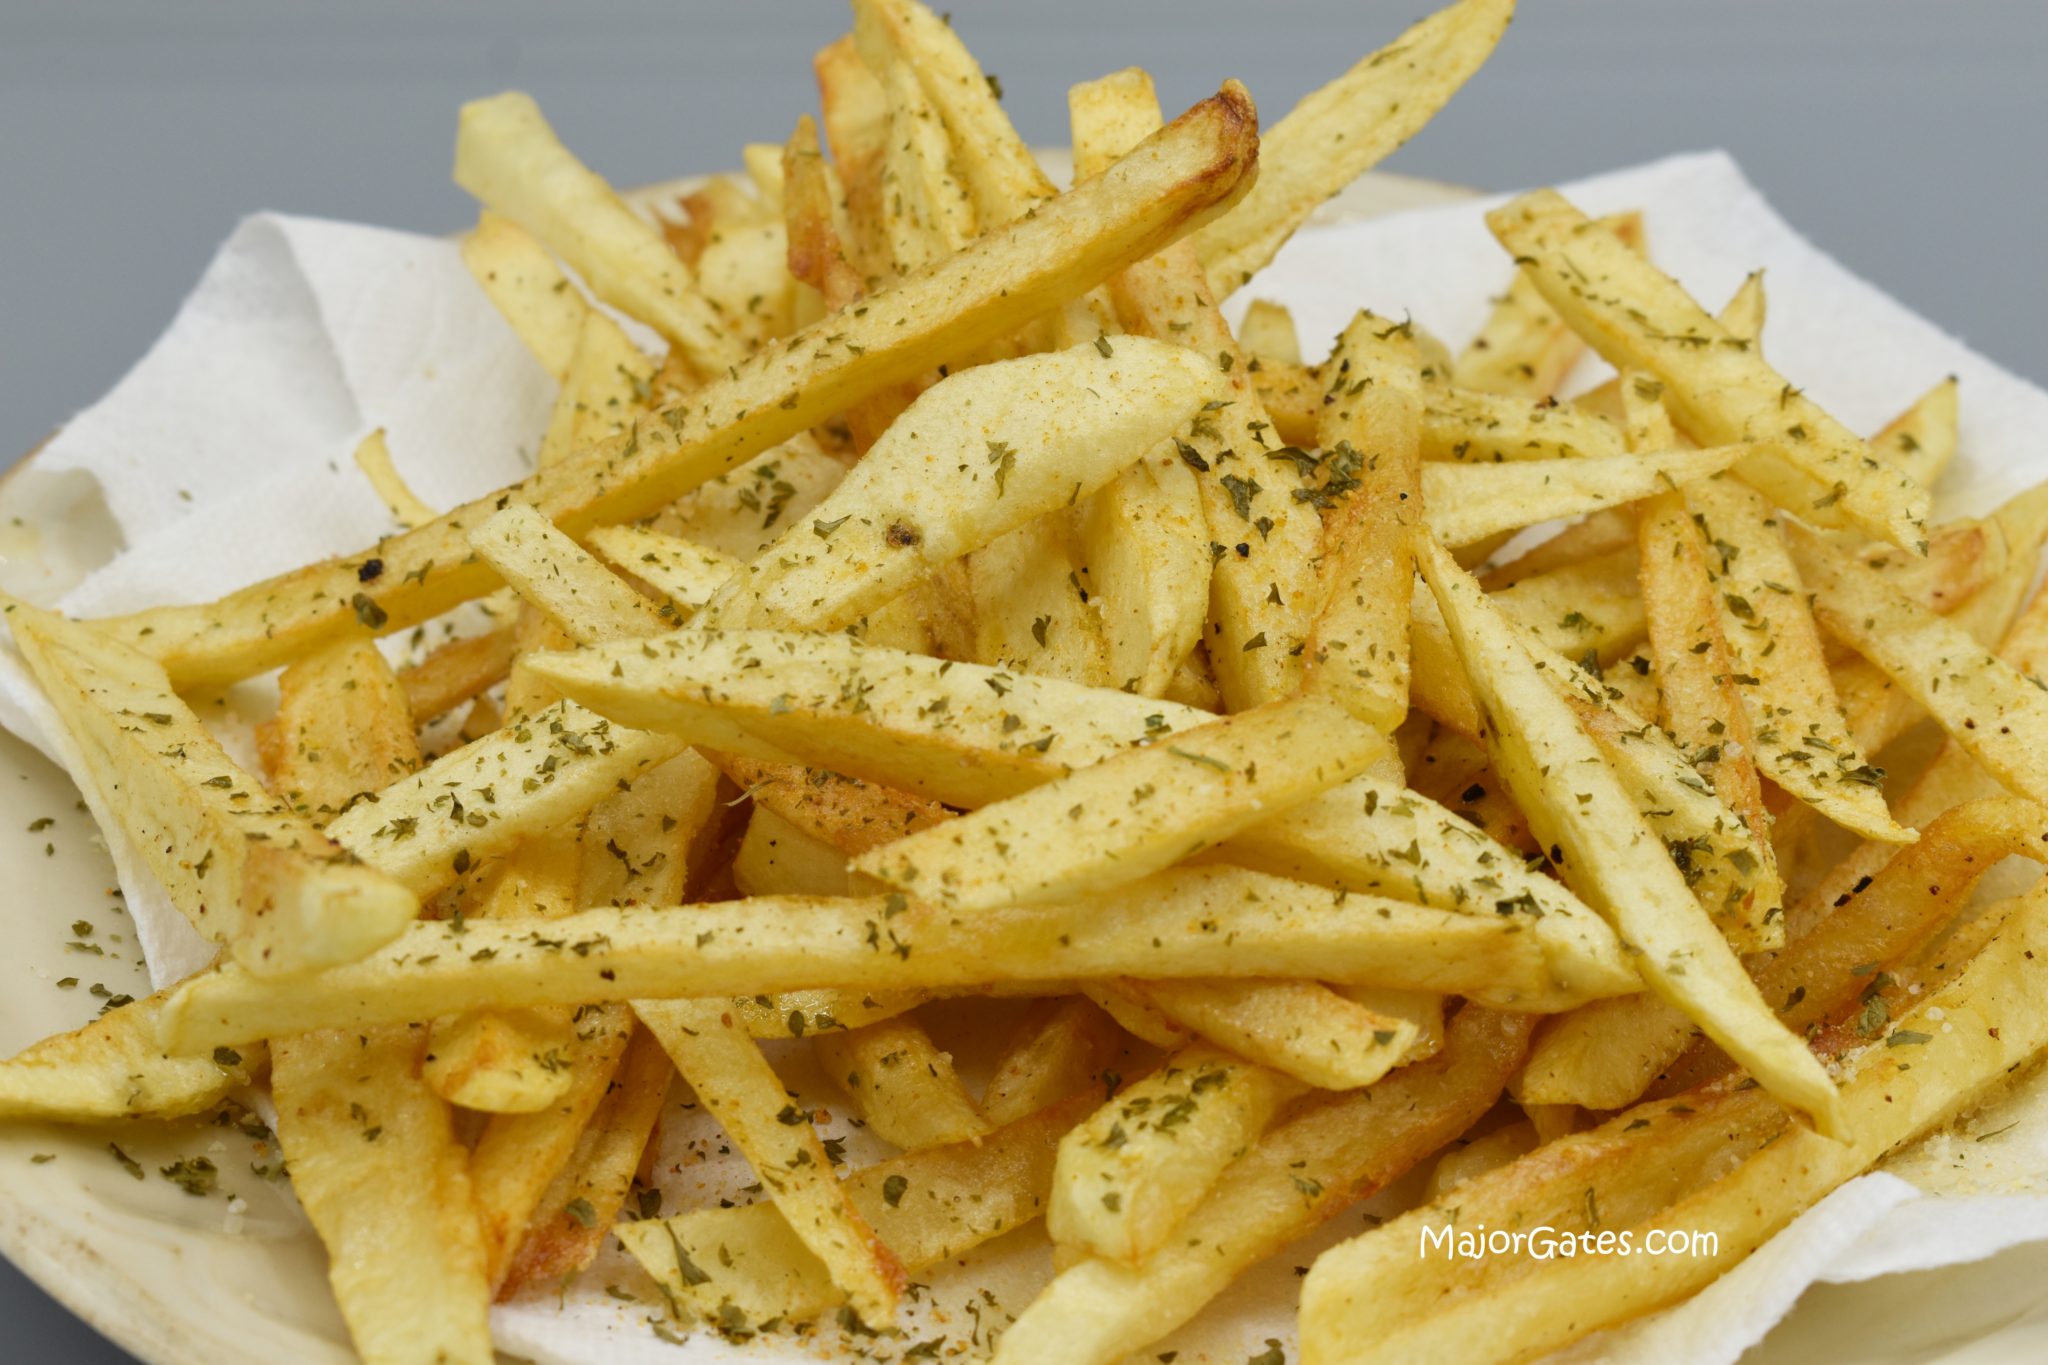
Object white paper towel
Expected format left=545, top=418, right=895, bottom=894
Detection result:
left=5, top=150, right=2048, bottom=1364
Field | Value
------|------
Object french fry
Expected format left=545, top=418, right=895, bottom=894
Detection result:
left=470, top=504, right=671, bottom=643
left=272, top=1027, right=493, bottom=1365
left=698, top=339, right=1216, bottom=634
left=459, top=209, right=587, bottom=380
left=262, top=638, right=422, bottom=822
left=1192, top=0, right=1515, bottom=292
left=585, top=526, right=738, bottom=612
left=716, top=755, right=951, bottom=858
left=1454, top=212, right=1643, bottom=400
left=635, top=998, right=905, bottom=1324
left=815, top=1016, right=991, bottom=1150
left=0, top=993, right=254, bottom=1122
left=1301, top=881, right=2048, bottom=1365
left=5, top=604, right=418, bottom=975
left=852, top=697, right=1381, bottom=911
left=992, top=1006, right=1533, bottom=1365
left=1237, top=299, right=1302, bottom=366
left=535, top=310, right=657, bottom=470
left=103, top=85, right=1261, bottom=688
left=1686, top=476, right=1913, bottom=841
left=1422, top=384, right=1625, bottom=462
left=1875, top=375, right=1959, bottom=489
left=1305, top=311, right=1423, bottom=731
left=397, top=625, right=517, bottom=724
left=1423, top=444, right=1750, bottom=549
left=812, top=34, right=893, bottom=281
left=1489, top=190, right=1928, bottom=549
left=454, top=92, right=740, bottom=377
left=620, top=1086, right=1094, bottom=1325
left=351, top=429, right=439, bottom=530
left=1636, top=490, right=1783, bottom=950
left=982, top=997, right=1124, bottom=1125
left=498, top=1025, right=673, bottom=1296
left=1116, top=977, right=1419, bottom=1091
left=1416, top=537, right=1845, bottom=1134
left=1479, top=507, right=1637, bottom=588
left=733, top=805, right=852, bottom=897
left=1050, top=1043, right=1299, bottom=1265
left=159, top=867, right=1580, bottom=1050
left=1792, top=521, right=2048, bottom=808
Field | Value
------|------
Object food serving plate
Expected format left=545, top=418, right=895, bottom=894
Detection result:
left=4, top=167, right=2048, bottom=1365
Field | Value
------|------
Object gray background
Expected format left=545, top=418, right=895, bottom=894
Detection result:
left=1, top=0, right=2044, bottom=1359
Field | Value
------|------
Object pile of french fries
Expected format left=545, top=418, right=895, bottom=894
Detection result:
left=8, top=0, right=2048, bottom=1360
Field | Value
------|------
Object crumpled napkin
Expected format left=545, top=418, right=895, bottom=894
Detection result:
left=4, top=149, right=2048, bottom=1364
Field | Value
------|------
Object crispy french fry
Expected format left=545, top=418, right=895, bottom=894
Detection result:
left=1489, top=190, right=1927, bottom=549
left=982, top=997, right=1124, bottom=1125
left=1636, top=490, right=1783, bottom=950
left=104, top=85, right=1261, bottom=688
left=0, top=993, right=253, bottom=1122
left=816, top=1016, right=991, bottom=1151
left=1423, top=444, right=1749, bottom=549
left=993, top=1006, right=1533, bottom=1365
left=459, top=210, right=587, bottom=380
left=498, top=1025, right=673, bottom=1296
left=699, top=339, right=1215, bottom=634
left=455, top=92, right=740, bottom=377
left=1454, top=212, right=1642, bottom=399
left=733, top=805, right=852, bottom=897
left=1193, top=0, right=1514, bottom=292
left=1793, top=521, right=2048, bottom=808
left=812, top=34, right=893, bottom=281
left=1305, top=311, right=1423, bottom=730
left=1686, top=476, right=1912, bottom=842
left=351, top=429, right=439, bottom=530
left=535, top=310, right=656, bottom=469
left=6, top=604, right=418, bottom=975
left=1417, top=537, right=1844, bottom=1134
left=1050, top=1043, right=1299, bottom=1265
left=585, top=526, right=738, bottom=613
left=1422, top=384, right=1625, bottom=462
left=1237, top=299, right=1302, bottom=366
left=398, top=625, right=516, bottom=724
left=160, top=868, right=1581, bottom=1050
left=852, top=697, right=1380, bottom=911
left=273, top=1027, right=492, bottom=1365
left=1117, top=977, right=1418, bottom=1091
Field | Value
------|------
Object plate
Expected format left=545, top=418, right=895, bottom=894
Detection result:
left=4, top=166, right=2048, bottom=1365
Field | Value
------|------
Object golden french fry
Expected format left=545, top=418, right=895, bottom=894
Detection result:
left=1116, top=977, right=1418, bottom=1091
left=982, top=997, right=1125, bottom=1126
left=6, top=604, right=418, bottom=975
left=816, top=1016, right=991, bottom=1151
left=0, top=993, right=254, bottom=1122
left=160, top=867, right=1579, bottom=1051
left=1489, top=190, right=1927, bottom=549
left=1050, top=1043, right=1299, bottom=1265
left=1193, top=0, right=1514, bottom=292
left=1454, top=211, right=1643, bottom=400
left=1423, top=444, right=1750, bottom=549
left=459, top=209, right=587, bottom=380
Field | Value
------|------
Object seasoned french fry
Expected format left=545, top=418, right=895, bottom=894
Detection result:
left=273, top=1027, right=493, bottom=1365
left=699, top=339, right=1216, bottom=634
left=853, top=697, right=1380, bottom=911
left=1237, top=299, right=1302, bottom=366
left=0, top=993, right=254, bottom=1122
left=1117, top=977, right=1419, bottom=1091
left=351, top=429, right=439, bottom=530
left=1193, top=0, right=1514, bottom=292
left=585, top=526, right=738, bottom=613
left=1423, top=444, right=1750, bottom=549
left=455, top=92, right=739, bottom=377
left=535, top=310, right=656, bottom=469
left=1304, top=312, right=1423, bottom=731
left=1422, top=384, right=1625, bottom=462
left=1793, top=521, right=2048, bottom=808
left=398, top=625, right=517, bottom=724
left=1050, top=1043, right=1299, bottom=1265
left=1687, top=476, right=1912, bottom=841
left=6, top=604, right=418, bottom=975
left=160, top=868, right=1582, bottom=1050
left=1489, top=190, right=1927, bottom=549
left=982, top=997, right=1124, bottom=1125
left=1302, top=882, right=2048, bottom=1365
left=459, top=209, right=587, bottom=380
left=816, top=1016, right=991, bottom=1150
left=1454, top=212, right=1643, bottom=400
left=1417, top=537, right=1844, bottom=1134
